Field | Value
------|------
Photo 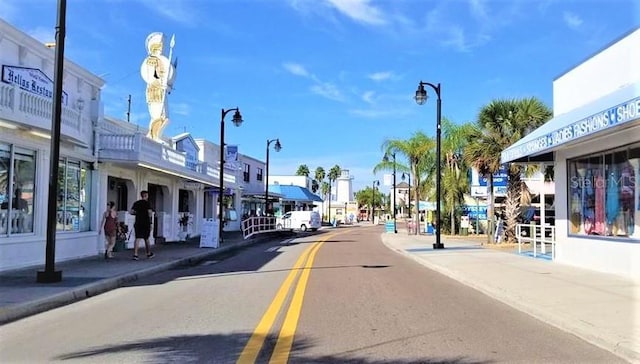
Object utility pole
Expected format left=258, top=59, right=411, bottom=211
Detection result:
left=126, top=94, right=131, bottom=122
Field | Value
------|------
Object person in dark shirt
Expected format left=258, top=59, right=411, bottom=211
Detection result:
left=130, top=190, right=155, bottom=260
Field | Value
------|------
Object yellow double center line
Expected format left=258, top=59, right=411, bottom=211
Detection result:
left=237, top=234, right=335, bottom=364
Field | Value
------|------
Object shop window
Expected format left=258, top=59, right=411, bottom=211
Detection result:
left=0, top=144, right=36, bottom=235
left=568, top=143, right=638, bottom=238
left=57, top=158, right=92, bottom=232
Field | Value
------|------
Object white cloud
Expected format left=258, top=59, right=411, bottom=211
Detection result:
left=138, top=0, right=198, bottom=26
left=563, top=11, right=583, bottom=30
left=368, top=71, right=394, bottom=82
left=171, top=102, right=190, bottom=116
left=362, top=91, right=375, bottom=104
left=283, top=62, right=310, bottom=77
left=310, top=82, right=344, bottom=102
left=325, top=0, right=387, bottom=26
left=468, top=0, right=489, bottom=22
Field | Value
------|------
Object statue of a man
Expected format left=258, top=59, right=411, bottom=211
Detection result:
left=140, top=32, right=176, bottom=141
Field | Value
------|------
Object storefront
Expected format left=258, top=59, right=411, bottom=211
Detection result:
left=501, top=28, right=639, bottom=280
left=0, top=19, right=105, bottom=271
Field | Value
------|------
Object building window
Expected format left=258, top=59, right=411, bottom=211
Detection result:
left=243, top=163, right=250, bottom=182
left=568, top=143, right=639, bottom=238
left=0, top=144, right=36, bottom=235
left=57, top=158, right=92, bottom=232
left=257, top=167, right=263, bottom=181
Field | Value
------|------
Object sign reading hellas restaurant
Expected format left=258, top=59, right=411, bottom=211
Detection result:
left=1, top=65, right=68, bottom=105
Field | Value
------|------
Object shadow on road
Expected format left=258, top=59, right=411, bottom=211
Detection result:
left=54, top=332, right=493, bottom=364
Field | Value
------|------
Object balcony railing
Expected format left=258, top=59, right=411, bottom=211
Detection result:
left=99, top=132, right=236, bottom=184
left=0, top=83, right=85, bottom=140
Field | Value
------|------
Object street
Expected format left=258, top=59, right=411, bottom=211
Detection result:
left=0, top=225, right=625, bottom=363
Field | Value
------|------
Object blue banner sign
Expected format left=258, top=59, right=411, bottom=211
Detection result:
left=479, top=165, right=508, bottom=187
left=463, top=205, right=488, bottom=220
left=502, top=96, right=640, bottom=162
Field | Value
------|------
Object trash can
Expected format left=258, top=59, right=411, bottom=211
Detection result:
left=461, top=227, right=469, bottom=236
left=460, top=215, right=469, bottom=236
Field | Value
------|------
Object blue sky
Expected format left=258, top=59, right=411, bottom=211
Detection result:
left=1, top=0, right=638, bottom=193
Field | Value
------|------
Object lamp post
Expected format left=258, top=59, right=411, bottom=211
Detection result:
left=37, top=0, right=67, bottom=283
left=415, top=81, right=444, bottom=249
left=402, top=172, right=411, bottom=219
left=383, top=152, right=397, bottom=233
left=265, top=138, right=281, bottom=216
left=219, top=107, right=243, bottom=244
left=371, top=180, right=379, bottom=223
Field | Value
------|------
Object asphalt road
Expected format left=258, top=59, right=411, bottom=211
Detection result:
left=0, top=225, right=625, bottom=363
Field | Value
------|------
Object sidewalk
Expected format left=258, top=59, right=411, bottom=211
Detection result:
left=380, top=232, right=640, bottom=363
left=0, top=231, right=289, bottom=325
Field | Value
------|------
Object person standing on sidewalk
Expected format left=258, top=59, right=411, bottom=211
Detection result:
left=99, top=201, right=118, bottom=259
left=130, top=190, right=155, bottom=260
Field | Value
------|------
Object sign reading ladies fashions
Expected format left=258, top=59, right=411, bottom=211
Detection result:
left=502, top=96, right=640, bottom=162
left=1, top=65, right=68, bottom=105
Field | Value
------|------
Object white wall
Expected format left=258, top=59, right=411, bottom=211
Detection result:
left=553, top=29, right=640, bottom=115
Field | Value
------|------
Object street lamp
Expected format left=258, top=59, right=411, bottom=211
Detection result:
left=402, top=172, right=411, bottom=219
left=219, top=107, right=243, bottom=244
left=265, top=138, right=281, bottom=216
left=371, top=180, right=379, bottom=223
left=415, top=81, right=443, bottom=249
left=383, top=152, right=397, bottom=233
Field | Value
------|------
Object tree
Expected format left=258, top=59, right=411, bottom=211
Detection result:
left=468, top=97, right=552, bottom=243
left=441, top=119, right=474, bottom=234
left=355, top=187, right=382, bottom=218
left=296, top=164, right=310, bottom=177
left=313, top=166, right=325, bottom=194
left=378, top=132, right=435, bottom=233
left=327, top=165, right=341, bottom=223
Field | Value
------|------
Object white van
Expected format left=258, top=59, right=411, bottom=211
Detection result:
left=276, top=211, right=321, bottom=232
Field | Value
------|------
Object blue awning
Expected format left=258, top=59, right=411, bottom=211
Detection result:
left=268, top=184, right=323, bottom=202
left=501, top=83, right=640, bottom=163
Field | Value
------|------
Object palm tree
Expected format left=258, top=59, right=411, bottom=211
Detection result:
left=470, top=98, right=552, bottom=243
left=379, top=132, right=435, bottom=233
left=327, top=165, right=341, bottom=223
left=296, top=164, right=310, bottom=177
left=313, top=166, right=325, bottom=194
left=464, top=125, right=503, bottom=244
left=442, top=118, right=474, bottom=234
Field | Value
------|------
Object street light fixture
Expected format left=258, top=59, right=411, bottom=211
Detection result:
left=383, top=152, right=397, bottom=234
left=219, top=107, right=243, bottom=244
left=371, top=180, right=379, bottom=223
left=402, top=172, right=411, bottom=219
left=265, top=138, right=281, bottom=216
left=415, top=81, right=444, bottom=249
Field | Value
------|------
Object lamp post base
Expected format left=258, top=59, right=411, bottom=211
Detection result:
left=36, top=270, right=62, bottom=283
left=432, top=243, right=445, bottom=249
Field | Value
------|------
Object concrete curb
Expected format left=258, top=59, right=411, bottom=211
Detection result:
left=0, top=235, right=277, bottom=325
left=380, top=235, right=639, bottom=364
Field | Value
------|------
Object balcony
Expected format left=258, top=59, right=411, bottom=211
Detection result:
left=0, top=82, right=86, bottom=144
left=98, top=133, right=236, bottom=185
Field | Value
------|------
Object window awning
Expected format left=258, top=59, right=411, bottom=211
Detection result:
left=501, top=83, right=640, bottom=163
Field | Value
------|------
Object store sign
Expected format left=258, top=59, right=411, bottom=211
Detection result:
left=174, top=134, right=199, bottom=171
left=479, top=165, right=508, bottom=187
left=463, top=205, right=488, bottom=220
left=1, top=65, right=68, bottom=105
left=502, top=96, right=640, bottom=162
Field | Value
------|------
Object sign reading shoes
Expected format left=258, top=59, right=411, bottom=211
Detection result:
left=1, top=65, right=68, bottom=105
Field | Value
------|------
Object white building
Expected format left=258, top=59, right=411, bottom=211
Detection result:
left=335, top=169, right=353, bottom=203
left=0, top=20, right=250, bottom=271
left=502, top=28, right=640, bottom=280
left=0, top=18, right=105, bottom=271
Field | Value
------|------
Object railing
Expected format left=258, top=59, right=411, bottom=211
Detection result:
left=0, top=84, right=83, bottom=138
left=516, top=223, right=556, bottom=260
left=241, top=216, right=277, bottom=239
